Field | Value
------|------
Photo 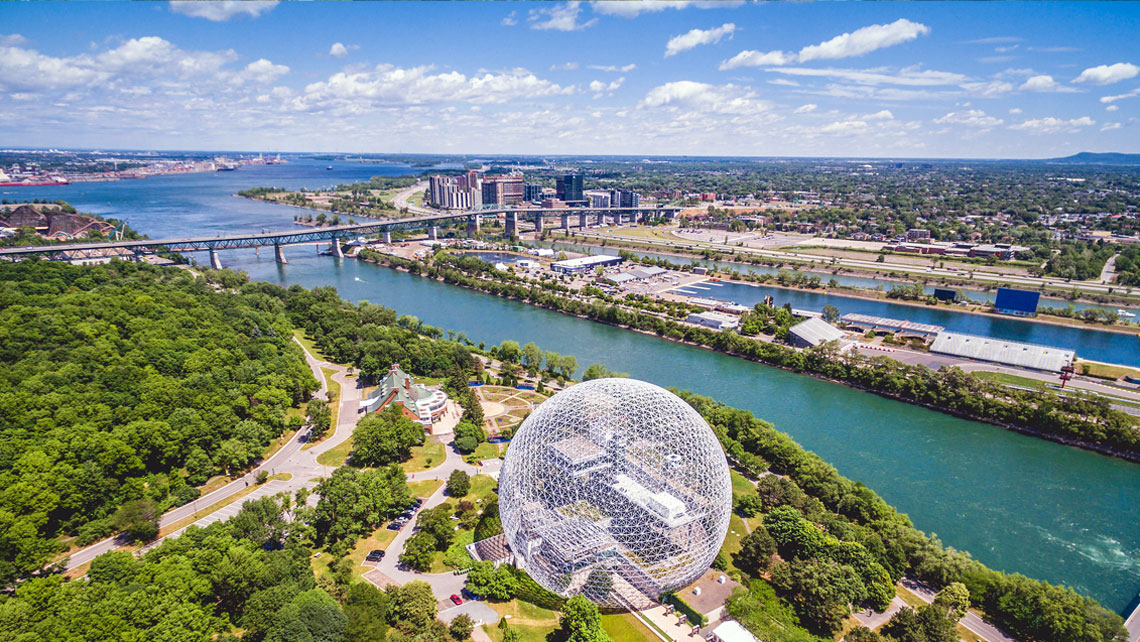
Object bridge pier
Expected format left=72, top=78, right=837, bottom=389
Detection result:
left=209, top=249, right=223, bottom=270
left=274, top=244, right=287, bottom=264
left=561, top=214, right=570, bottom=231
left=505, top=213, right=518, bottom=239
left=534, top=214, right=544, bottom=235
left=467, top=215, right=480, bottom=238
left=331, top=240, right=344, bottom=258
left=428, top=226, right=439, bottom=241
left=383, top=231, right=392, bottom=244
left=579, top=213, right=588, bottom=228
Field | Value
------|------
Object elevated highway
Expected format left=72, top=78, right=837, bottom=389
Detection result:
left=0, top=204, right=678, bottom=268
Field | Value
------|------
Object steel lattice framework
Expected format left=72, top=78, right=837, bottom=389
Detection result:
left=498, top=378, right=731, bottom=610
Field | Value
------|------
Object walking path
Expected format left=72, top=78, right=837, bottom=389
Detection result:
left=64, top=338, right=356, bottom=570
left=901, top=578, right=1017, bottom=642
left=851, top=596, right=907, bottom=632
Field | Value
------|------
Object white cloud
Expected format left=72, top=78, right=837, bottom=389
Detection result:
left=865, top=109, right=894, bottom=120
left=591, top=1, right=739, bottom=18
left=794, top=103, right=817, bottom=114
left=1010, top=115, right=1094, bottom=133
left=767, top=78, right=799, bottom=87
left=1100, top=87, right=1140, bottom=103
left=1019, top=74, right=1068, bottom=92
left=529, top=2, right=598, bottom=31
left=1009, top=107, right=1023, bottom=114
left=328, top=43, right=358, bottom=59
left=298, top=64, right=574, bottom=109
left=961, top=80, right=1014, bottom=97
left=1106, top=104, right=1119, bottom=112
left=502, top=11, right=519, bottom=26
left=819, top=119, right=869, bottom=135
left=169, top=1, right=278, bottom=22
left=551, top=62, right=580, bottom=71
left=798, top=18, right=930, bottom=62
left=1101, top=122, right=1122, bottom=131
left=719, top=49, right=793, bottom=70
left=588, top=63, right=636, bottom=73
left=665, top=23, right=735, bottom=58
left=229, top=58, right=289, bottom=85
left=934, top=109, right=1003, bottom=127
left=640, top=80, right=769, bottom=114
left=1073, top=62, right=1139, bottom=85
left=589, top=77, right=624, bottom=97
left=766, top=66, right=967, bottom=87
left=0, top=34, right=28, bottom=46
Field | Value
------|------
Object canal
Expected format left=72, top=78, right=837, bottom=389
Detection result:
left=10, top=159, right=1139, bottom=613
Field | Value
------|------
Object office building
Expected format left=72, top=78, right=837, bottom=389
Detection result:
left=556, top=174, right=584, bottom=202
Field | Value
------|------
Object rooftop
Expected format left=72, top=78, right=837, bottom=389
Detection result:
left=789, top=317, right=845, bottom=346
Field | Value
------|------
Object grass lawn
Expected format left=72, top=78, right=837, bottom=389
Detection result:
left=292, top=329, right=330, bottom=361
left=316, top=435, right=353, bottom=467
left=730, top=470, right=755, bottom=496
left=303, top=368, right=342, bottom=451
left=716, top=513, right=752, bottom=575
left=466, top=441, right=501, bottom=463
left=407, top=479, right=443, bottom=499
left=484, top=599, right=560, bottom=641
left=600, top=613, right=660, bottom=642
left=1077, top=360, right=1140, bottom=381
left=972, top=371, right=1050, bottom=390
left=466, top=474, right=499, bottom=505
left=401, top=440, right=446, bottom=474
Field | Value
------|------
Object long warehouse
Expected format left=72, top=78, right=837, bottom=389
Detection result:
left=929, top=332, right=1075, bottom=372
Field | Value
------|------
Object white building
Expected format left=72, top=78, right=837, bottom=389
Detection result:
left=710, top=621, right=760, bottom=642
left=686, top=311, right=739, bottom=331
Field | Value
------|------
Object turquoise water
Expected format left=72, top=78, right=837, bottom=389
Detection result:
left=10, top=159, right=1140, bottom=612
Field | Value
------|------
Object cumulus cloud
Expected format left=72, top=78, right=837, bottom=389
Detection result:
left=1010, top=115, right=1094, bottom=133
left=934, top=109, right=1003, bottom=127
left=298, top=64, right=574, bottom=109
left=501, top=11, right=519, bottom=26
left=529, top=2, right=597, bottom=31
left=794, top=103, right=817, bottom=114
left=551, top=62, right=580, bottom=71
left=1018, top=74, right=1072, bottom=92
left=640, top=80, right=769, bottom=114
left=719, top=49, right=793, bottom=70
left=1106, top=104, right=1119, bottom=112
left=1101, top=122, right=1122, bottom=131
left=1073, top=62, right=1139, bottom=85
left=665, top=23, right=735, bottom=58
left=865, top=109, right=894, bottom=120
left=329, top=43, right=351, bottom=58
left=798, top=18, right=930, bottom=62
left=228, top=58, right=289, bottom=85
left=589, top=76, right=625, bottom=97
left=1009, top=107, right=1023, bottom=114
left=961, top=80, right=1014, bottom=97
left=169, top=1, right=278, bottom=22
left=592, top=1, right=739, bottom=18
left=766, top=66, right=967, bottom=87
left=1100, top=87, right=1140, bottom=103
left=589, top=63, right=636, bottom=72
left=0, top=34, right=28, bottom=46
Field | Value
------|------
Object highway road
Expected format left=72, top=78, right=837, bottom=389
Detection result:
left=902, top=578, right=1017, bottom=642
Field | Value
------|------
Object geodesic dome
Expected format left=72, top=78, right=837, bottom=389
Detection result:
left=498, top=378, right=732, bottom=610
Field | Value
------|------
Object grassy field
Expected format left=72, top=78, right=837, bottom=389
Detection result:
left=730, top=470, right=755, bottom=496
left=481, top=601, right=657, bottom=642
left=292, top=329, right=330, bottom=361
left=315, top=435, right=352, bottom=467
left=407, top=478, right=443, bottom=499
left=311, top=526, right=399, bottom=582
left=401, top=440, right=446, bottom=474
left=466, top=441, right=502, bottom=463
left=1078, top=360, right=1140, bottom=381
left=972, top=371, right=1050, bottom=390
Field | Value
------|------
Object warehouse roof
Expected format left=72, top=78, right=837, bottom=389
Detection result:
left=930, top=332, right=1074, bottom=372
left=841, top=313, right=944, bottom=335
left=789, top=317, right=845, bottom=347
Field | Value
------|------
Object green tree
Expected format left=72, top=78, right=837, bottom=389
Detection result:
left=498, top=340, right=521, bottom=363
left=389, top=580, right=437, bottom=631
left=557, top=595, right=612, bottom=642
left=399, top=531, right=437, bottom=572
left=113, top=498, right=159, bottom=543
left=581, top=363, right=627, bottom=381
left=521, top=342, right=543, bottom=372
left=821, top=304, right=840, bottom=323
left=933, top=582, right=970, bottom=621
left=449, top=614, right=475, bottom=640
left=344, top=582, right=389, bottom=642
left=734, top=524, right=777, bottom=577
left=352, top=405, right=425, bottom=466
left=307, top=399, right=332, bottom=440
left=557, top=354, right=578, bottom=379
left=447, top=470, right=470, bottom=497
left=770, top=558, right=864, bottom=635
left=464, top=561, right=519, bottom=600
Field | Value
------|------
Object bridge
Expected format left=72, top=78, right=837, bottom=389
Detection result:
left=0, top=205, right=679, bottom=268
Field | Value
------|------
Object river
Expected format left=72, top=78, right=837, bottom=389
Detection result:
left=9, top=158, right=1139, bottom=613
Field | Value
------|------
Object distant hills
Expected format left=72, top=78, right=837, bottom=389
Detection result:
left=1045, top=152, right=1140, bottom=165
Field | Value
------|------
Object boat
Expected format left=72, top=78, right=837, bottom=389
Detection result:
left=1117, top=309, right=1136, bottom=319
left=326, top=165, right=334, bottom=170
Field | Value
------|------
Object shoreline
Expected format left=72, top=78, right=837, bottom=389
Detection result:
left=354, top=251, right=1140, bottom=465
left=555, top=230, right=1140, bottom=309
left=553, top=235, right=1140, bottom=338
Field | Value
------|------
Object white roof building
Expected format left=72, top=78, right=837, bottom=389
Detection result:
left=930, top=332, right=1075, bottom=372
left=789, top=317, right=845, bottom=347
left=710, top=621, right=760, bottom=642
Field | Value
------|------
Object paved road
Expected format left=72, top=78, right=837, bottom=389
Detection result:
left=902, top=578, right=1017, bottom=642
left=64, top=338, right=357, bottom=570
left=1101, top=253, right=1120, bottom=284
left=392, top=181, right=434, bottom=216
left=851, top=596, right=907, bottom=632
left=1124, top=593, right=1140, bottom=642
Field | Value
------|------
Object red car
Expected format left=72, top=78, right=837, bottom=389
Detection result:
left=449, top=594, right=463, bottom=605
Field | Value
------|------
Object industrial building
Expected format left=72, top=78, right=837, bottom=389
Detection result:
left=788, top=317, right=845, bottom=347
left=686, top=310, right=740, bottom=330
left=930, top=332, right=1075, bottom=372
left=551, top=254, right=623, bottom=274
left=840, top=313, right=945, bottom=340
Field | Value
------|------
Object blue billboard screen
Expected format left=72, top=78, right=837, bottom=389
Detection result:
left=994, top=288, right=1040, bottom=314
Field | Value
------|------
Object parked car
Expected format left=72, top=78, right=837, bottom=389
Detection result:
left=450, top=594, right=463, bottom=605
left=364, top=550, right=385, bottom=562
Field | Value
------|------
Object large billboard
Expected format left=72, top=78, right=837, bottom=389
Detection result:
left=994, top=288, right=1040, bottom=316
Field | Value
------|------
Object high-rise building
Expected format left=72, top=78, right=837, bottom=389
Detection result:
left=587, top=191, right=611, bottom=208
left=482, top=175, right=525, bottom=206
left=524, top=184, right=543, bottom=202
left=556, top=174, right=583, bottom=202
left=610, top=189, right=640, bottom=208
left=429, top=174, right=482, bottom=210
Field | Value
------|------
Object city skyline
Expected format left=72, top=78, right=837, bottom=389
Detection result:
left=1, top=1, right=1138, bottom=157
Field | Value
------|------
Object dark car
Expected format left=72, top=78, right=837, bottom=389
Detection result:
left=386, top=521, right=403, bottom=531
left=450, top=594, right=462, bottom=605
left=364, top=549, right=385, bottom=562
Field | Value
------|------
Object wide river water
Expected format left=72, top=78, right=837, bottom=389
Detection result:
left=9, top=158, right=1139, bottom=613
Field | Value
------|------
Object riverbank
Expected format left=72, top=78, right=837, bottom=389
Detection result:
left=556, top=229, right=1140, bottom=310
left=353, top=249, right=1140, bottom=464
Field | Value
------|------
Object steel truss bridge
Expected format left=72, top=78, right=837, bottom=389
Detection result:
left=0, top=205, right=680, bottom=266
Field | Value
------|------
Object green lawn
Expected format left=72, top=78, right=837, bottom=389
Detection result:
left=972, top=370, right=1050, bottom=390
left=407, top=478, right=443, bottom=499
left=400, top=440, right=446, bottom=474
left=1077, top=360, right=1140, bottom=381
left=292, top=329, right=330, bottom=361
left=600, top=613, right=660, bottom=642
left=302, top=367, right=342, bottom=452
left=315, top=435, right=352, bottom=467
left=466, top=441, right=501, bottom=463
left=731, top=470, right=755, bottom=495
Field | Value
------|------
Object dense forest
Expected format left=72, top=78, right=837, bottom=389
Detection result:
left=0, top=260, right=318, bottom=583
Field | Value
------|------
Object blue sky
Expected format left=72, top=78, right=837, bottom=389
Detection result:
left=1, top=1, right=1138, bottom=158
